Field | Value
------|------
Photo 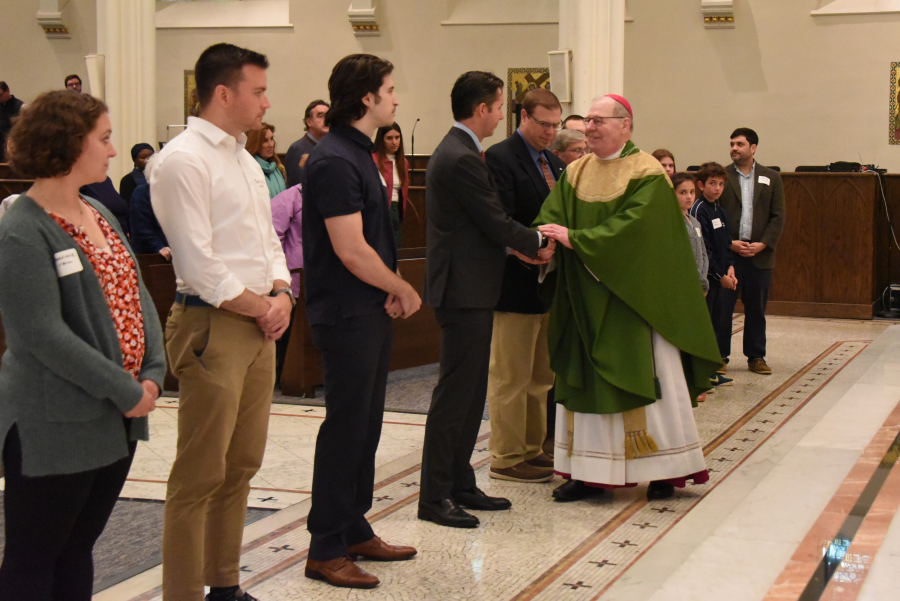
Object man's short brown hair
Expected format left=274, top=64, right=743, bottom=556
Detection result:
left=522, top=88, right=561, bottom=114
left=6, top=90, right=108, bottom=179
left=695, top=161, right=728, bottom=184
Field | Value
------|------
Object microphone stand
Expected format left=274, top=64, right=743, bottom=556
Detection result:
left=411, top=118, right=420, bottom=161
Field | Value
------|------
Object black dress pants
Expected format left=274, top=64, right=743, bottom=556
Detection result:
left=420, top=308, right=494, bottom=503
left=307, top=312, right=392, bottom=561
left=722, top=255, right=772, bottom=360
left=0, top=425, right=136, bottom=601
left=706, top=278, right=733, bottom=361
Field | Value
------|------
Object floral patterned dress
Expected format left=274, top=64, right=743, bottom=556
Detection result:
left=50, top=202, right=146, bottom=379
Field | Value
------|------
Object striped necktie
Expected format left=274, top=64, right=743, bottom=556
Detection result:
left=538, top=156, right=556, bottom=190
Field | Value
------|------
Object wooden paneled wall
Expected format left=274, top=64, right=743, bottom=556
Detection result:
left=763, top=173, right=889, bottom=319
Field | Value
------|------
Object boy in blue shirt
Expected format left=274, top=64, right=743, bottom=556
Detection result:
left=689, top=162, right=736, bottom=386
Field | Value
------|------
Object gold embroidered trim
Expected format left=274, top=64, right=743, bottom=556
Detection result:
left=622, top=406, right=659, bottom=460
left=567, top=151, right=670, bottom=203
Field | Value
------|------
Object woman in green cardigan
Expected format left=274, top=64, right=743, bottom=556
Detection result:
left=0, top=90, right=166, bottom=600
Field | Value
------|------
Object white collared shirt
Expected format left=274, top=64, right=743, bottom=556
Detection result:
left=148, top=116, right=291, bottom=307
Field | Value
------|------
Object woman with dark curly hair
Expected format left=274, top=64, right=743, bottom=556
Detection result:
left=0, top=90, right=166, bottom=600
left=245, top=122, right=286, bottom=198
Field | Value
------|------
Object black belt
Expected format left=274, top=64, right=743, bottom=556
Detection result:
left=174, top=292, right=213, bottom=308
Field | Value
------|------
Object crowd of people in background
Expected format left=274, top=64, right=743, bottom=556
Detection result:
left=0, top=42, right=785, bottom=600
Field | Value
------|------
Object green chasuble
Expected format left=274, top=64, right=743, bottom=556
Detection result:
left=534, top=141, right=721, bottom=416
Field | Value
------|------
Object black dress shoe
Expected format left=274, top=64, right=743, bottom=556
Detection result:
left=647, top=481, right=675, bottom=500
left=453, top=487, right=512, bottom=511
left=552, top=479, right=605, bottom=502
left=205, top=586, right=259, bottom=601
left=417, top=498, right=480, bottom=528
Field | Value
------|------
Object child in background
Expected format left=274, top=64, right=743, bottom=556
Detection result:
left=673, top=172, right=708, bottom=296
left=674, top=172, right=710, bottom=401
left=689, top=162, right=735, bottom=387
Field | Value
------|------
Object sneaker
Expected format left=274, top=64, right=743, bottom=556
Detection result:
left=490, top=462, right=553, bottom=483
left=697, top=393, right=707, bottom=403
left=748, top=357, right=772, bottom=375
left=711, top=374, right=733, bottom=387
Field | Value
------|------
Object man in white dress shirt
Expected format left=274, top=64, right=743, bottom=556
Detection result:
left=149, top=43, right=292, bottom=601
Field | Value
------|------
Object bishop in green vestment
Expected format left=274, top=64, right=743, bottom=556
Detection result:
left=536, top=95, right=721, bottom=501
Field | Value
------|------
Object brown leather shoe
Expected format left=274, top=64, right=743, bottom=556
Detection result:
left=490, top=461, right=553, bottom=483
left=542, top=437, right=555, bottom=459
left=305, top=556, right=379, bottom=589
left=748, top=357, right=772, bottom=375
left=525, top=452, right=554, bottom=469
left=348, top=536, right=417, bottom=561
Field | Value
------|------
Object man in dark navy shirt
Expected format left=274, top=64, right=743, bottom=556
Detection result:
left=301, top=54, right=421, bottom=590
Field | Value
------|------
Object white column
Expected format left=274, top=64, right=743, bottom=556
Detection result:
left=558, top=0, right=625, bottom=115
left=96, top=0, right=156, bottom=183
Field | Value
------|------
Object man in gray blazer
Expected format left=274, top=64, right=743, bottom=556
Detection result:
left=285, top=99, right=330, bottom=187
left=419, top=71, right=555, bottom=529
left=718, top=128, right=785, bottom=376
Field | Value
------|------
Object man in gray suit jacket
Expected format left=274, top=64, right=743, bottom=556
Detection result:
left=419, top=71, right=555, bottom=529
left=718, top=128, right=785, bottom=376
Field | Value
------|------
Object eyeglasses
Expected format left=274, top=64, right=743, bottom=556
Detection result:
left=526, top=112, right=562, bottom=131
left=566, top=146, right=586, bottom=156
left=583, top=116, right=626, bottom=127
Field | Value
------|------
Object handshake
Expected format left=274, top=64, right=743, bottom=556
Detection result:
left=509, top=224, right=571, bottom=266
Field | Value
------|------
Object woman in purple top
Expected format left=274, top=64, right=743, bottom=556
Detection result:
left=270, top=183, right=303, bottom=381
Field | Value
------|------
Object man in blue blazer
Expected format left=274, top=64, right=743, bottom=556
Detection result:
left=484, top=88, right=565, bottom=485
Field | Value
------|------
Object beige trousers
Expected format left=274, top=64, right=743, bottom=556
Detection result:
left=487, top=311, right=554, bottom=469
left=161, top=304, right=275, bottom=601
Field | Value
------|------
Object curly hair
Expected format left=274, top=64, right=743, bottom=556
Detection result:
left=6, top=90, right=108, bottom=179
left=696, top=161, right=728, bottom=184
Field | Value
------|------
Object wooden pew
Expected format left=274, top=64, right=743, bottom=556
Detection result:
left=280, top=248, right=441, bottom=398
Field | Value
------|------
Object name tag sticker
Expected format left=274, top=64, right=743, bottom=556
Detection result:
left=758, top=175, right=770, bottom=186
left=711, top=218, right=723, bottom=229
left=54, top=248, right=83, bottom=277
left=695, top=227, right=702, bottom=238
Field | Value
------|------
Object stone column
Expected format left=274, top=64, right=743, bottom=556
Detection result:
left=558, top=0, right=625, bottom=115
left=96, top=0, right=156, bottom=183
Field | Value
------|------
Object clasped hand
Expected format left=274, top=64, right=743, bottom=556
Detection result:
left=538, top=224, right=572, bottom=250
left=256, top=294, right=292, bottom=341
left=125, top=379, right=160, bottom=418
left=384, top=281, right=422, bottom=319
left=510, top=237, right=557, bottom=266
left=731, top=240, right=766, bottom=257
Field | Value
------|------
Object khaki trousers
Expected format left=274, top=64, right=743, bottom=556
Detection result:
left=487, top=311, right=554, bottom=469
left=161, top=304, right=275, bottom=601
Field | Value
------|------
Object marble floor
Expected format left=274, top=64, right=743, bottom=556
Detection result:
left=94, top=316, right=900, bottom=601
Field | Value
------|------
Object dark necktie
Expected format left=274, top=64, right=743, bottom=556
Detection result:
left=538, top=156, right=556, bottom=190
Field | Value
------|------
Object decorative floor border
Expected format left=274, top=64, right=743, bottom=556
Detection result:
left=508, top=341, right=870, bottom=601
left=123, top=339, right=869, bottom=601
left=762, top=399, right=900, bottom=601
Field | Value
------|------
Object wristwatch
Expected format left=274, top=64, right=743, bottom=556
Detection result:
left=270, top=287, right=296, bottom=307
left=538, top=231, right=551, bottom=249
